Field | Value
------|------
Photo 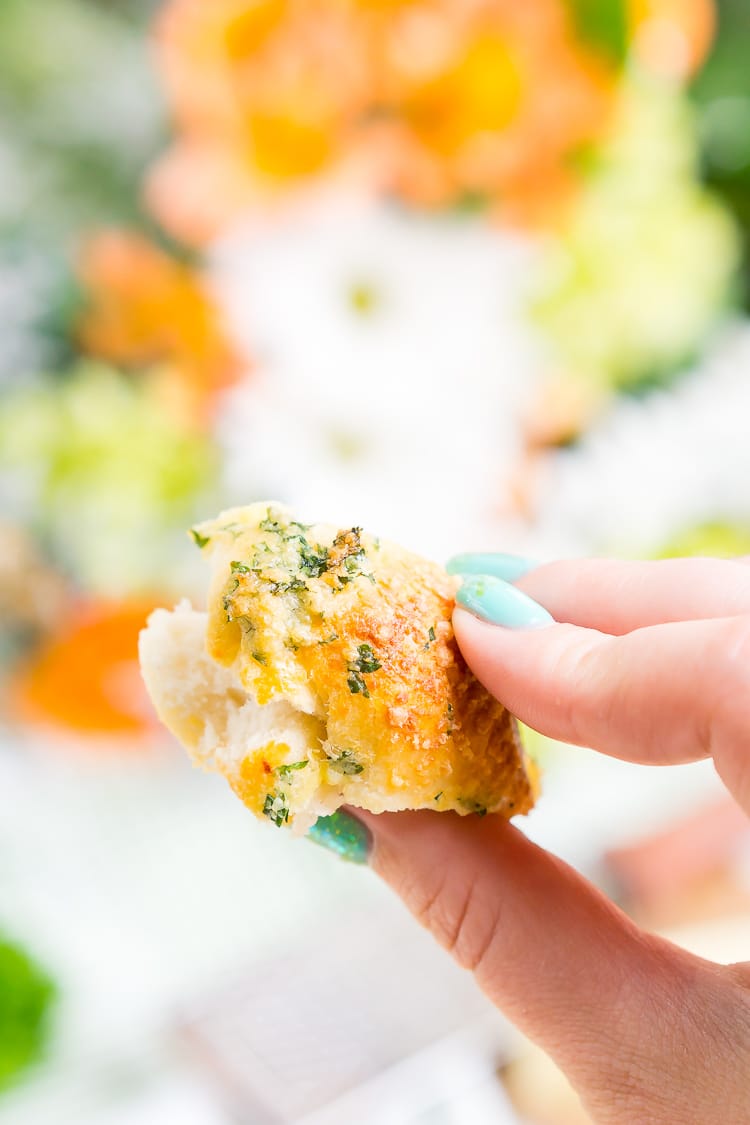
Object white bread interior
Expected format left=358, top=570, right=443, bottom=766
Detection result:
left=139, top=601, right=335, bottom=832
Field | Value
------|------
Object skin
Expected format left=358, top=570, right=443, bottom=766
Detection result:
left=356, top=557, right=750, bottom=1124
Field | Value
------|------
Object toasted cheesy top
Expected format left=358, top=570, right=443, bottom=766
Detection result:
left=185, top=501, right=537, bottom=829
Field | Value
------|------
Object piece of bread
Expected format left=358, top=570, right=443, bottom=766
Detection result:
left=139, top=502, right=538, bottom=833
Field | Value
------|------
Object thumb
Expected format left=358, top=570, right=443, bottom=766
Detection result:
left=357, top=809, right=750, bottom=1124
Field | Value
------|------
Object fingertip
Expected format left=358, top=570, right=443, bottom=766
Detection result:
left=454, top=574, right=554, bottom=628
left=452, top=604, right=520, bottom=668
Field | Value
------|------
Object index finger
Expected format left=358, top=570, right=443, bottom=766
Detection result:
left=513, top=557, right=750, bottom=636
left=453, top=608, right=750, bottom=814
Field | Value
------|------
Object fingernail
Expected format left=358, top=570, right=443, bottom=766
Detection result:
left=455, top=574, right=553, bottom=628
left=446, top=552, right=537, bottom=581
left=307, top=810, right=371, bottom=864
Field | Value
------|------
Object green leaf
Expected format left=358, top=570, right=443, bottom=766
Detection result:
left=262, top=791, right=289, bottom=827
left=275, top=760, right=309, bottom=780
left=327, top=750, right=364, bottom=775
left=190, top=528, right=210, bottom=549
left=0, top=935, right=56, bottom=1091
left=564, top=0, right=628, bottom=66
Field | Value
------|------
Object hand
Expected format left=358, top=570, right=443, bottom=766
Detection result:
left=357, top=557, right=750, bottom=1124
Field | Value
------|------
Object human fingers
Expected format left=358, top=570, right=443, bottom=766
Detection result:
left=453, top=602, right=750, bottom=813
left=358, top=808, right=750, bottom=1124
left=448, top=555, right=750, bottom=635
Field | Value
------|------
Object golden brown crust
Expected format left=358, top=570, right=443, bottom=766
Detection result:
left=190, top=502, right=538, bottom=826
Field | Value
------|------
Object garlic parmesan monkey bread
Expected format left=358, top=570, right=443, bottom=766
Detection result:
left=139, top=502, right=538, bottom=832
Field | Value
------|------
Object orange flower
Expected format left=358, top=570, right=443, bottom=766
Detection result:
left=630, top=0, right=715, bottom=80
left=149, top=0, right=374, bottom=241
left=12, top=600, right=161, bottom=742
left=147, top=0, right=620, bottom=237
left=76, top=230, right=242, bottom=414
left=375, top=1, right=616, bottom=220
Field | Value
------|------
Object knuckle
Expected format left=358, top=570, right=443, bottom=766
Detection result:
left=720, top=617, right=750, bottom=687
left=705, top=618, right=750, bottom=764
left=415, top=872, right=500, bottom=976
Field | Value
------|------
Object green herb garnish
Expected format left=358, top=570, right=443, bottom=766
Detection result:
left=230, top=560, right=251, bottom=574
left=275, top=761, right=309, bottom=781
left=268, top=576, right=308, bottom=595
left=424, top=625, right=437, bottom=649
left=223, top=577, right=240, bottom=621
left=346, top=643, right=382, bottom=698
left=327, top=750, right=364, bottom=775
left=259, top=508, right=311, bottom=536
left=190, top=528, right=210, bottom=549
left=352, top=643, right=381, bottom=673
left=263, top=791, right=290, bottom=827
left=329, top=528, right=374, bottom=588
left=298, top=540, right=329, bottom=577
left=251, top=651, right=267, bottom=665
left=434, top=791, right=443, bottom=801
left=458, top=798, right=488, bottom=817
left=220, top=521, right=244, bottom=538
left=259, top=511, right=284, bottom=534
left=347, top=670, right=369, bottom=696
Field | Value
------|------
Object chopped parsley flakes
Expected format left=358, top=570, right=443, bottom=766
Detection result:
left=298, top=540, right=329, bottom=578
left=346, top=643, right=382, bottom=698
left=458, top=798, right=488, bottom=817
left=327, top=749, right=364, bottom=775
left=275, top=760, right=308, bottom=781
left=190, top=528, right=210, bottom=549
left=263, top=790, right=289, bottom=827
left=222, top=510, right=376, bottom=634
left=329, top=528, right=373, bottom=588
left=446, top=702, right=455, bottom=734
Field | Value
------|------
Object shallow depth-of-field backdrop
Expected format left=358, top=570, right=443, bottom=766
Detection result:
left=2, top=2, right=750, bottom=1122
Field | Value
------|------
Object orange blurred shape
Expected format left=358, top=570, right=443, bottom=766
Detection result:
left=630, top=0, right=715, bottom=79
left=605, top=797, right=750, bottom=928
left=12, top=599, right=162, bottom=742
left=76, top=230, right=243, bottom=415
left=382, top=2, right=616, bottom=219
left=147, top=0, right=617, bottom=240
left=155, top=0, right=288, bottom=131
left=149, top=0, right=373, bottom=241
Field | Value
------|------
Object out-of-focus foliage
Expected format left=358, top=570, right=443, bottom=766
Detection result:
left=0, top=0, right=164, bottom=387
left=0, top=365, right=220, bottom=595
left=532, top=74, right=739, bottom=392
left=0, top=0, right=162, bottom=237
left=656, top=521, right=750, bottom=558
left=691, top=0, right=750, bottom=308
left=0, top=937, right=55, bottom=1093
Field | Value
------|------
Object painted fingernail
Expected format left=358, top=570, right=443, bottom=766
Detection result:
left=308, top=810, right=371, bottom=864
left=446, top=552, right=537, bottom=581
left=455, top=574, right=553, bottom=628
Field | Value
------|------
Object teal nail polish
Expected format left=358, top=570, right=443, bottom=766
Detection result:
left=308, top=810, right=371, bottom=864
left=446, top=552, right=537, bottom=581
left=455, top=574, right=553, bottom=628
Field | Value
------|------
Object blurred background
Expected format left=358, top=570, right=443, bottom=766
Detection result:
left=2, top=1, right=750, bottom=1121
